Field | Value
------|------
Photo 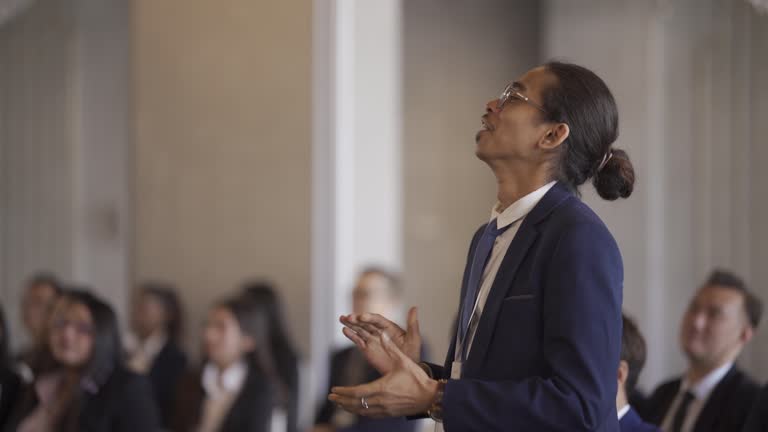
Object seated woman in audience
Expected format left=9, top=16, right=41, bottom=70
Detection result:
left=0, top=305, right=22, bottom=426
left=127, top=281, right=188, bottom=428
left=172, top=296, right=286, bottom=432
left=240, top=281, right=300, bottom=432
left=4, top=288, right=159, bottom=432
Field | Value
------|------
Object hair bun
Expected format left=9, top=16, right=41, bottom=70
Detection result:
left=593, top=148, right=634, bottom=200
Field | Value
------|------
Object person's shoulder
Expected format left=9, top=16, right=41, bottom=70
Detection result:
left=649, top=376, right=682, bottom=397
left=549, top=192, right=607, bottom=231
left=720, top=366, right=760, bottom=406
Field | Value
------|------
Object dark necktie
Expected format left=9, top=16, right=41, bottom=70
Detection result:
left=671, top=391, right=695, bottom=432
left=457, top=219, right=510, bottom=360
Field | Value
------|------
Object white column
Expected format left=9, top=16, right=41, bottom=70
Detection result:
left=333, top=0, right=403, bottom=340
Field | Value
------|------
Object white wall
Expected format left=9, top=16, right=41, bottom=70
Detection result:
left=0, top=0, right=130, bottom=346
left=543, top=0, right=768, bottom=388
left=402, top=0, right=541, bottom=365
left=131, top=0, right=312, bottom=357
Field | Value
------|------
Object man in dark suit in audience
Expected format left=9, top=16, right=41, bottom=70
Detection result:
left=314, top=267, right=418, bottom=432
left=617, top=313, right=660, bottom=432
left=742, top=383, right=768, bottom=432
left=642, top=269, right=762, bottom=432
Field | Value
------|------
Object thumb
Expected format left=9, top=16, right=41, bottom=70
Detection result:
left=405, top=306, right=420, bottom=340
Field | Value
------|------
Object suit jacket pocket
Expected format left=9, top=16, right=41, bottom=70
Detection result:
left=502, top=293, right=535, bottom=302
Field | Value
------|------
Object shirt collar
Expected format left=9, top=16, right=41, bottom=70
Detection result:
left=617, top=404, right=631, bottom=420
left=681, top=361, right=733, bottom=400
left=140, top=331, right=168, bottom=358
left=202, top=360, right=248, bottom=398
left=491, top=181, right=557, bottom=229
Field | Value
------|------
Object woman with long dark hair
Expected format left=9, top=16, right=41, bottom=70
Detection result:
left=172, top=295, right=287, bottom=432
left=0, top=305, right=22, bottom=426
left=127, top=281, right=188, bottom=427
left=240, top=281, right=300, bottom=432
left=5, top=288, right=159, bottom=432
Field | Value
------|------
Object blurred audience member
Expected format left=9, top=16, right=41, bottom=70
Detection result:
left=5, top=288, right=159, bottom=432
left=127, top=281, right=188, bottom=428
left=742, top=383, right=768, bottom=432
left=617, top=314, right=659, bottom=432
left=642, top=270, right=762, bottom=432
left=241, top=280, right=300, bottom=432
left=173, top=296, right=287, bottom=432
left=313, top=267, right=418, bottom=432
left=17, top=272, right=62, bottom=377
left=0, top=305, right=22, bottom=426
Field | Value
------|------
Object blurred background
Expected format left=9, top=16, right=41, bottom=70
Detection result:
left=1, top=0, right=767, bottom=428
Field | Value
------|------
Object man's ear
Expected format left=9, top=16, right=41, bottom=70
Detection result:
left=739, top=324, right=755, bottom=345
left=617, top=360, right=629, bottom=386
left=539, top=123, right=569, bottom=151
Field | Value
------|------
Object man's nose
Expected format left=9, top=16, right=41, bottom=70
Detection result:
left=486, top=99, right=501, bottom=114
left=691, top=312, right=707, bottom=330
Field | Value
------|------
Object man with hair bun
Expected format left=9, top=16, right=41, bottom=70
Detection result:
left=329, top=62, right=636, bottom=431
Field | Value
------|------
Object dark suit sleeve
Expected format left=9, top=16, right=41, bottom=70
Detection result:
left=441, top=222, right=623, bottom=431
left=113, top=373, right=161, bottom=432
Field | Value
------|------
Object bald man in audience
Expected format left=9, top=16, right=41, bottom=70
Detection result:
left=642, top=269, right=762, bottom=432
left=617, top=314, right=660, bottom=432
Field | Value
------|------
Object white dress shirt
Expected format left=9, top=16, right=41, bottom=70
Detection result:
left=126, top=331, right=167, bottom=374
left=198, top=361, right=248, bottom=432
left=618, top=404, right=631, bottom=420
left=454, top=181, right=556, bottom=366
left=660, top=362, right=733, bottom=432
left=436, top=182, right=555, bottom=432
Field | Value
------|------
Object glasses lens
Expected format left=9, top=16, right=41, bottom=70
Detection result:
left=499, top=83, right=513, bottom=109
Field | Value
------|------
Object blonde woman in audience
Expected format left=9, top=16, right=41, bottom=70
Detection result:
left=4, top=288, right=159, bottom=432
left=172, top=296, right=287, bottom=432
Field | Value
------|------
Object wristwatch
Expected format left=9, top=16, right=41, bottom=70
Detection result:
left=427, top=379, right=448, bottom=422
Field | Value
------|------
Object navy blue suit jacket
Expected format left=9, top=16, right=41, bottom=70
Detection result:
left=620, top=407, right=660, bottom=432
left=424, top=182, right=623, bottom=431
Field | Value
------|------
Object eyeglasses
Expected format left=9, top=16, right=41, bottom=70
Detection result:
left=498, top=82, right=548, bottom=114
left=52, top=318, right=94, bottom=336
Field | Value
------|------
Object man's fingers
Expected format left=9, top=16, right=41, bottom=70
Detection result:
left=380, top=332, right=411, bottom=364
left=327, top=393, right=389, bottom=417
left=359, top=313, right=404, bottom=333
left=331, top=380, right=380, bottom=398
left=342, top=327, right=367, bottom=348
left=406, top=306, right=420, bottom=338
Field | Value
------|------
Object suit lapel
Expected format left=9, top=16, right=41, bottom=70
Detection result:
left=693, top=366, right=737, bottom=432
left=462, top=183, right=572, bottom=374
left=462, top=219, right=538, bottom=373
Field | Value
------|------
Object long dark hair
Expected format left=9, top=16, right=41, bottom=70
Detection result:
left=217, top=296, right=288, bottom=405
left=0, top=305, right=11, bottom=371
left=240, top=281, right=299, bottom=390
left=138, top=281, right=184, bottom=343
left=33, top=289, right=122, bottom=389
left=541, top=61, right=635, bottom=200
left=19, top=288, right=123, bottom=432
